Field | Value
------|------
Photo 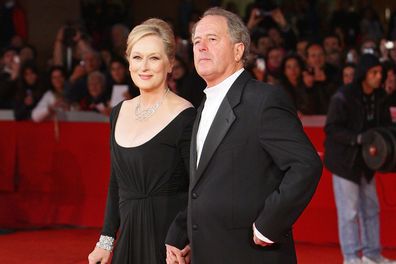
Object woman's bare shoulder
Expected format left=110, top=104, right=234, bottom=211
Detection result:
left=168, top=92, right=193, bottom=111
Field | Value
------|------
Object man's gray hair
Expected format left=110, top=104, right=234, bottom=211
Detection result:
left=193, top=7, right=251, bottom=64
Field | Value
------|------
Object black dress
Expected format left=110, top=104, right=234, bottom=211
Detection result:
left=101, top=102, right=195, bottom=263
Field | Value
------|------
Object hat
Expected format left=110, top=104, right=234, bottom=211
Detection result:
left=354, top=54, right=381, bottom=84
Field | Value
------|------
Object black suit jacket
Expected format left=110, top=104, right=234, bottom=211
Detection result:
left=166, top=70, right=322, bottom=264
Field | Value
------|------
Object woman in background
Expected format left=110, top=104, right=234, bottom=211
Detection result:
left=31, top=66, right=69, bottom=122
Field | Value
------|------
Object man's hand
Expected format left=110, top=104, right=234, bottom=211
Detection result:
left=253, top=232, right=271, bottom=247
left=166, top=244, right=191, bottom=264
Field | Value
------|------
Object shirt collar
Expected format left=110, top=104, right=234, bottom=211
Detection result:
left=203, top=68, right=244, bottom=100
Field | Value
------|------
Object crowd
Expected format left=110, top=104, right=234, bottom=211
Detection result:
left=1, top=0, right=396, bottom=121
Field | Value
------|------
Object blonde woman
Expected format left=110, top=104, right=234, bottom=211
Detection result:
left=88, top=18, right=195, bottom=264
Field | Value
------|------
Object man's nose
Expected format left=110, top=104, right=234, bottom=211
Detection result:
left=197, top=40, right=208, bottom=52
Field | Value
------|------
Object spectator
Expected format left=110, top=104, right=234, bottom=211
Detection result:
left=323, top=34, right=343, bottom=68
left=305, top=42, right=339, bottom=114
left=265, top=46, right=285, bottom=82
left=78, top=71, right=110, bottom=116
left=342, top=63, right=356, bottom=85
left=0, top=0, right=27, bottom=49
left=14, top=61, right=44, bottom=120
left=296, top=38, right=309, bottom=60
left=31, top=66, right=70, bottom=122
left=19, top=44, right=37, bottom=64
left=0, top=46, right=19, bottom=108
left=382, top=61, right=396, bottom=107
left=65, top=49, right=103, bottom=103
left=168, top=55, right=188, bottom=94
left=110, top=23, right=129, bottom=58
left=324, top=54, right=395, bottom=264
left=280, top=53, right=318, bottom=114
left=360, top=6, right=384, bottom=43
left=106, top=56, right=139, bottom=105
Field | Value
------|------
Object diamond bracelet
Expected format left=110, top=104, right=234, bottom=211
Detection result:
left=96, top=235, right=115, bottom=251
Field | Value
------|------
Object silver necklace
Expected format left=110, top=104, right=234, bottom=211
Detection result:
left=135, top=88, right=169, bottom=121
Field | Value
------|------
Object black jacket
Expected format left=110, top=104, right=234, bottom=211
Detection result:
left=166, top=71, right=322, bottom=263
left=324, top=84, right=392, bottom=183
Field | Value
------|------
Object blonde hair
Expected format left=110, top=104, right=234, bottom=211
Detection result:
left=125, top=18, right=175, bottom=62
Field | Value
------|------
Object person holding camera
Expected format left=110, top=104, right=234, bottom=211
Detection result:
left=324, top=54, right=395, bottom=264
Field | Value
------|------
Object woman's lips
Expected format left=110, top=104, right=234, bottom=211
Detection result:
left=139, top=74, right=152, bottom=80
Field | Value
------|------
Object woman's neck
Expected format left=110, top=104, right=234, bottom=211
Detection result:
left=139, top=86, right=168, bottom=106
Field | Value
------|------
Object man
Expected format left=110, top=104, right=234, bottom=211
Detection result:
left=324, top=54, right=395, bottom=264
left=165, top=7, right=322, bottom=264
left=305, top=42, right=339, bottom=114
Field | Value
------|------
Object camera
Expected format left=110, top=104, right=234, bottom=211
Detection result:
left=254, top=0, right=278, bottom=17
left=63, top=25, right=77, bottom=46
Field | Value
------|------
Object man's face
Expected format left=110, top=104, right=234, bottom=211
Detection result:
left=364, top=65, right=382, bottom=90
left=306, top=44, right=325, bottom=68
left=192, top=15, right=243, bottom=87
left=257, top=36, right=272, bottom=57
left=323, top=36, right=341, bottom=53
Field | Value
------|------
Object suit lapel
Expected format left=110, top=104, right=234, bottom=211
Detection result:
left=190, top=99, right=205, bottom=180
left=191, top=70, right=251, bottom=188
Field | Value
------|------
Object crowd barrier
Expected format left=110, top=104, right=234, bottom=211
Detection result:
left=0, top=112, right=395, bottom=246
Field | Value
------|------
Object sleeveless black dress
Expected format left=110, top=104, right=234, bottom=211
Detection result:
left=101, top=102, right=195, bottom=263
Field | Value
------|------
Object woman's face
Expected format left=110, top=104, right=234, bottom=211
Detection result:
left=343, top=66, right=355, bottom=85
left=129, top=35, right=172, bottom=91
left=284, top=58, right=301, bottom=83
left=110, top=61, right=127, bottom=83
left=23, top=68, right=38, bottom=86
left=51, top=69, right=65, bottom=92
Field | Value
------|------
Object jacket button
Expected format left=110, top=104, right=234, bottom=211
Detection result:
left=192, top=224, right=198, bottom=230
left=192, top=192, right=198, bottom=199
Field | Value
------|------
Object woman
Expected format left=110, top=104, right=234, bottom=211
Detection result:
left=14, top=61, right=44, bottom=120
left=106, top=56, right=139, bottom=105
left=280, top=54, right=318, bottom=115
left=88, top=18, right=195, bottom=264
left=31, top=66, right=69, bottom=122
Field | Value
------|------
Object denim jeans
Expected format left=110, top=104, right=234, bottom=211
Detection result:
left=332, top=174, right=381, bottom=261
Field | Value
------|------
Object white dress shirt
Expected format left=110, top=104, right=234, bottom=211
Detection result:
left=195, top=68, right=273, bottom=244
left=196, top=68, right=243, bottom=165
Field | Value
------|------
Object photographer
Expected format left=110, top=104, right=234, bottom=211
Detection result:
left=246, top=1, right=296, bottom=51
left=324, top=54, right=395, bottom=264
left=52, top=22, right=92, bottom=72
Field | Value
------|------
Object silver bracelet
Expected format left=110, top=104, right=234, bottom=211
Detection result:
left=96, top=235, right=115, bottom=251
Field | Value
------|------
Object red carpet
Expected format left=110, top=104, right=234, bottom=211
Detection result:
left=1, top=227, right=395, bottom=263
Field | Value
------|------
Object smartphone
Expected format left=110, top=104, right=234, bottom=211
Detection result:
left=256, top=58, right=266, bottom=71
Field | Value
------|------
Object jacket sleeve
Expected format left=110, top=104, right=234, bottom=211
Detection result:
left=254, top=87, right=323, bottom=242
left=325, top=92, right=360, bottom=146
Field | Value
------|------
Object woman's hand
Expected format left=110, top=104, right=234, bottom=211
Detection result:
left=88, top=247, right=111, bottom=264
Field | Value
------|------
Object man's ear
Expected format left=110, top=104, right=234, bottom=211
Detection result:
left=234, top=43, right=245, bottom=63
